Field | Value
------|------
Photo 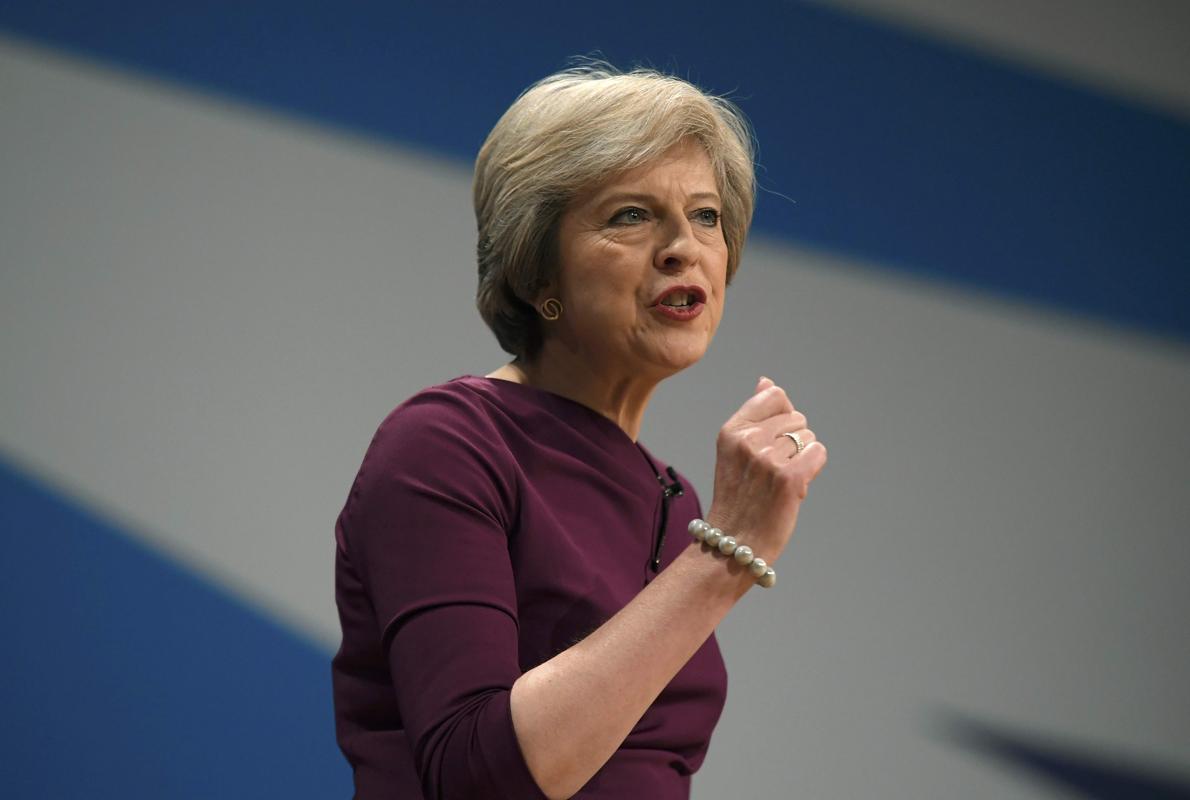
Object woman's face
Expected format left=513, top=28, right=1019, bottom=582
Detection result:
left=544, top=139, right=729, bottom=382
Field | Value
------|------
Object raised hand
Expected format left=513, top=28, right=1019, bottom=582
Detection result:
left=704, top=376, right=827, bottom=569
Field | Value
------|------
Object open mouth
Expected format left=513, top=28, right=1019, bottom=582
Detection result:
left=658, top=292, right=698, bottom=308
left=650, top=286, right=706, bottom=320
left=652, top=285, right=707, bottom=308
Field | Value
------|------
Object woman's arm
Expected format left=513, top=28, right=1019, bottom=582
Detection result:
left=512, top=377, right=827, bottom=799
left=511, top=539, right=752, bottom=799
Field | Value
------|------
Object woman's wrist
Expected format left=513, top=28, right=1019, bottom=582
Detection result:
left=672, top=537, right=756, bottom=603
left=688, top=518, right=778, bottom=589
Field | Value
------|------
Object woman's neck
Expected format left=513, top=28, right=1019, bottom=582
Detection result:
left=486, top=352, right=659, bottom=443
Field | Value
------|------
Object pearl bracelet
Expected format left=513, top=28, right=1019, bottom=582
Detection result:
left=688, top=518, right=777, bottom=588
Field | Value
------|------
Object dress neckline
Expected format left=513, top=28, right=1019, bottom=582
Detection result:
left=453, top=374, right=664, bottom=475
left=460, top=374, right=637, bottom=439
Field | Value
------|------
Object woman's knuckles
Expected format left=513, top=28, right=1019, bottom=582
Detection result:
left=719, top=423, right=755, bottom=443
left=716, top=400, right=825, bottom=516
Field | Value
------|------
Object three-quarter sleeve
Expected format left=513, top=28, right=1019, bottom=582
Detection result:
left=338, top=389, right=549, bottom=800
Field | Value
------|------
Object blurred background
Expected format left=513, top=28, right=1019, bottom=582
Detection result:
left=2, top=1, right=1188, bottom=797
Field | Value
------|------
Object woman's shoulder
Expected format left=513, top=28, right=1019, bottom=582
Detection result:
left=371, top=373, right=594, bottom=453
left=359, top=376, right=508, bottom=464
left=340, top=376, right=519, bottom=536
left=376, top=374, right=492, bottom=428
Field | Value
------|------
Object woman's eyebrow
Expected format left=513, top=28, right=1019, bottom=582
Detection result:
left=596, top=190, right=722, bottom=208
left=597, top=191, right=657, bottom=208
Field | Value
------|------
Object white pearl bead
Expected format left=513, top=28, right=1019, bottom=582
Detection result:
left=688, top=519, right=710, bottom=540
left=749, top=557, right=768, bottom=578
left=704, top=528, right=723, bottom=547
left=758, top=568, right=777, bottom=588
left=717, top=536, right=737, bottom=555
left=733, top=545, right=754, bottom=565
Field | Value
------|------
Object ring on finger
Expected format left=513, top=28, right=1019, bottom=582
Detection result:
left=782, top=431, right=806, bottom=455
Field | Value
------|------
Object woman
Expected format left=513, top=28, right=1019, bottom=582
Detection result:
left=332, top=63, right=827, bottom=800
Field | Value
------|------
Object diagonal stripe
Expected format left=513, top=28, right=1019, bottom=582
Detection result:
left=0, top=1, right=1186, bottom=342
left=0, top=454, right=351, bottom=797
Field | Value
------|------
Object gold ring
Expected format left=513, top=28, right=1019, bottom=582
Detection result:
left=782, top=431, right=806, bottom=455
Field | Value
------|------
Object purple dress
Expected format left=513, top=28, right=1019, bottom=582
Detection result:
left=332, top=375, right=728, bottom=799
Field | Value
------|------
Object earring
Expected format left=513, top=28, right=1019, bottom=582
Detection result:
left=540, top=298, right=563, bottom=321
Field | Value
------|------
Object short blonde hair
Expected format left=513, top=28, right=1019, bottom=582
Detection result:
left=473, top=62, right=756, bottom=360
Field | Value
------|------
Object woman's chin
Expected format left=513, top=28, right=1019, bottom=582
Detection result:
left=641, top=343, right=706, bottom=376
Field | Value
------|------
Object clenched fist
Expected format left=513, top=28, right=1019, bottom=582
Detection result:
left=704, top=376, right=827, bottom=570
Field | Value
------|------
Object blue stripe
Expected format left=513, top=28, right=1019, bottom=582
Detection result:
left=1, top=0, right=1187, bottom=340
left=938, top=712, right=1190, bottom=798
left=0, top=455, right=351, bottom=797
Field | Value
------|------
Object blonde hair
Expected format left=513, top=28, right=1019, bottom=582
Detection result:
left=473, top=61, right=756, bottom=360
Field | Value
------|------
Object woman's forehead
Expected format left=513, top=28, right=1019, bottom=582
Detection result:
left=579, top=143, right=720, bottom=206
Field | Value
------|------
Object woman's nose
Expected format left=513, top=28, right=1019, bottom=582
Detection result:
left=654, top=218, right=697, bottom=272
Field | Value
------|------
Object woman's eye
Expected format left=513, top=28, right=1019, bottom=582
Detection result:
left=610, top=207, right=647, bottom=225
left=695, top=208, right=721, bottom=226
